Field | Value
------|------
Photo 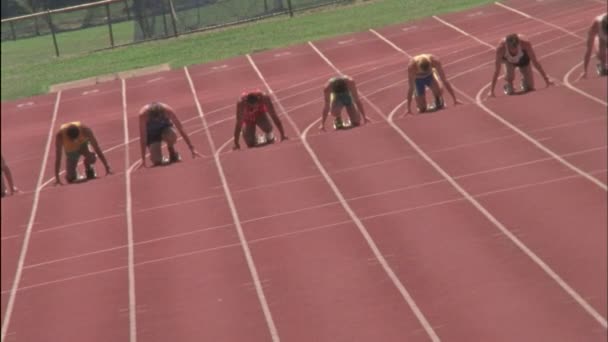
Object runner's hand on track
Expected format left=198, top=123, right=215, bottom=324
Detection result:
left=191, top=149, right=204, bottom=159
left=577, top=71, right=587, bottom=81
left=318, top=123, right=326, bottom=132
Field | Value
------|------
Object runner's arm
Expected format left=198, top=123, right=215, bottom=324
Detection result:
left=54, top=132, right=63, bottom=183
left=138, top=113, right=148, bottom=165
left=320, top=82, right=332, bottom=129
left=432, top=58, right=458, bottom=104
left=489, top=44, right=504, bottom=96
left=83, top=126, right=111, bottom=173
left=524, top=41, right=551, bottom=85
left=582, top=21, right=599, bottom=77
left=348, top=79, right=368, bottom=122
left=406, top=61, right=417, bottom=112
left=233, top=101, right=243, bottom=149
left=264, top=95, right=287, bottom=139
left=166, top=109, right=194, bottom=152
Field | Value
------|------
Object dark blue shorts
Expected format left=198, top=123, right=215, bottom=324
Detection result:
left=146, top=124, right=173, bottom=146
left=415, top=73, right=434, bottom=97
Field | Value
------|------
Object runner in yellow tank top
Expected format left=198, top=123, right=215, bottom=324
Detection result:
left=406, top=54, right=460, bottom=114
left=54, top=122, right=112, bottom=184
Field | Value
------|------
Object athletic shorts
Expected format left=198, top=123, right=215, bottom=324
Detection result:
left=415, top=73, right=434, bottom=97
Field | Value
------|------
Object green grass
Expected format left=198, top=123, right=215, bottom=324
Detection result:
left=1, top=0, right=493, bottom=101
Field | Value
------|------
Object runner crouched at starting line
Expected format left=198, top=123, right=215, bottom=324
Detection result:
left=54, top=121, right=112, bottom=185
left=406, top=53, right=460, bottom=114
left=581, top=13, right=608, bottom=78
left=489, top=33, right=553, bottom=96
left=233, top=90, right=288, bottom=150
left=139, top=102, right=201, bottom=167
left=319, top=75, right=370, bottom=131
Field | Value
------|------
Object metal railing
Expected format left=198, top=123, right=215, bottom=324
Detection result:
left=1, top=0, right=346, bottom=58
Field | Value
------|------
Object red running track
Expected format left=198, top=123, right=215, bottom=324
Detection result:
left=1, top=0, right=606, bottom=341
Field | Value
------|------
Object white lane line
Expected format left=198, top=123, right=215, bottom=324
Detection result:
left=495, top=1, right=585, bottom=40
left=146, top=77, right=164, bottom=83
left=401, top=25, right=418, bottom=32
left=16, top=101, right=34, bottom=108
left=433, top=15, right=494, bottom=48
left=211, top=64, right=228, bottom=70
left=563, top=61, right=607, bottom=106
left=338, top=38, right=355, bottom=45
left=184, top=66, right=280, bottom=342
left=82, top=89, right=99, bottom=96
left=476, top=86, right=607, bottom=190
left=23, top=222, right=232, bottom=270
left=121, top=78, right=138, bottom=342
left=1, top=91, right=62, bottom=341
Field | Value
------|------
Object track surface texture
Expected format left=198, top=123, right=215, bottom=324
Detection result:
left=1, top=1, right=606, bottom=341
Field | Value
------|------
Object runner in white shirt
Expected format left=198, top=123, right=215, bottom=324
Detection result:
left=488, top=33, right=553, bottom=96
left=581, top=13, right=608, bottom=78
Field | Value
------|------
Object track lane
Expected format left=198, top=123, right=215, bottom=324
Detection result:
left=2, top=81, right=132, bottom=342
left=0, top=93, right=58, bottom=325
left=122, top=66, right=276, bottom=342
left=188, top=51, right=438, bottom=341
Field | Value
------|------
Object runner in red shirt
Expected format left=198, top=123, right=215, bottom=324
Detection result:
left=233, top=90, right=287, bottom=150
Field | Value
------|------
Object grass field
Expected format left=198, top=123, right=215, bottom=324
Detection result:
left=1, top=0, right=494, bottom=101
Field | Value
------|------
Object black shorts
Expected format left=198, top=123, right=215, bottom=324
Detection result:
left=503, top=51, right=530, bottom=68
left=146, top=124, right=173, bottom=146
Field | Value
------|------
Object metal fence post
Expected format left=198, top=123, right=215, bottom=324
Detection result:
left=286, top=0, right=294, bottom=17
left=161, top=0, right=169, bottom=37
left=196, top=0, right=201, bottom=26
left=9, top=21, right=17, bottom=41
left=34, top=15, right=41, bottom=36
left=123, top=0, right=132, bottom=20
left=47, top=11, right=60, bottom=57
left=167, top=0, right=179, bottom=37
left=105, top=3, right=115, bottom=47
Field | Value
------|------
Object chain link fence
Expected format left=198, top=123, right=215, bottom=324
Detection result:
left=1, top=0, right=350, bottom=58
